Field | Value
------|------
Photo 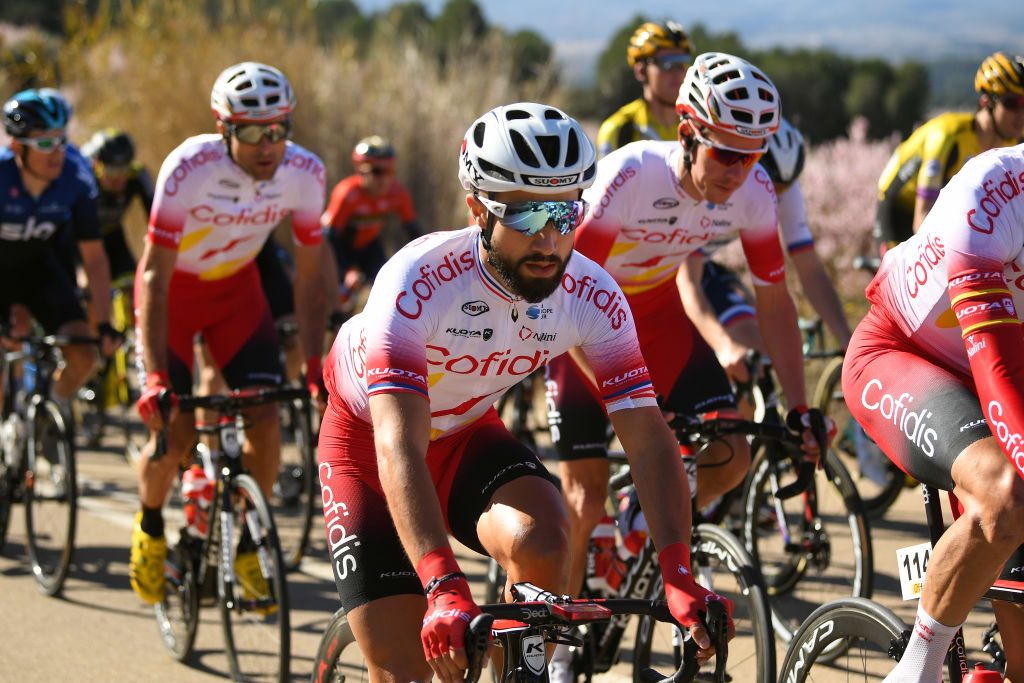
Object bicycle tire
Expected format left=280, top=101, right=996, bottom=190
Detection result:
left=0, top=462, right=13, bottom=553
left=814, top=356, right=904, bottom=518
left=220, top=472, right=291, bottom=683
left=743, top=446, right=873, bottom=662
left=776, top=597, right=908, bottom=682
left=633, top=524, right=775, bottom=683
left=274, top=396, right=316, bottom=572
left=311, top=609, right=370, bottom=683
left=24, top=399, right=76, bottom=596
left=154, top=536, right=202, bottom=661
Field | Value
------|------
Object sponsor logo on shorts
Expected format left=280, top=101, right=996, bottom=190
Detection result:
left=318, top=461, right=361, bottom=581
left=860, top=379, right=937, bottom=458
left=959, top=418, right=987, bottom=433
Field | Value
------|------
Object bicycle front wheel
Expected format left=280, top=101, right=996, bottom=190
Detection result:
left=311, top=609, right=370, bottom=683
left=273, top=396, right=316, bottom=572
left=220, top=473, right=291, bottom=683
left=633, top=524, right=775, bottom=683
left=744, top=446, right=873, bottom=659
left=24, top=400, right=76, bottom=596
left=154, top=536, right=202, bottom=661
left=777, top=597, right=907, bottom=682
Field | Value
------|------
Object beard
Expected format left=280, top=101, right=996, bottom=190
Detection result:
left=486, top=245, right=571, bottom=303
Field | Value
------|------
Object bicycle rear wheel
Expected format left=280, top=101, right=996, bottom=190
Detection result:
left=24, top=399, right=76, bottom=596
left=220, top=473, right=291, bottom=683
left=744, top=446, right=873, bottom=660
left=814, top=356, right=904, bottom=518
left=777, top=597, right=907, bottom=682
left=633, top=524, right=775, bottom=683
left=311, top=609, right=370, bottom=683
left=154, top=535, right=202, bottom=661
left=273, top=396, right=316, bottom=572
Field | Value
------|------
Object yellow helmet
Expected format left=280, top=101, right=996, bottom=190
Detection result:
left=975, top=52, right=1024, bottom=97
left=626, top=21, right=692, bottom=67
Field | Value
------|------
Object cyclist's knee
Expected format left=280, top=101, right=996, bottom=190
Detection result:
left=957, top=449, right=1024, bottom=546
left=504, top=516, right=570, bottom=586
left=62, top=343, right=99, bottom=377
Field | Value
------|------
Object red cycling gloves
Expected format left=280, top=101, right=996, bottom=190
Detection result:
left=416, top=546, right=481, bottom=661
left=136, top=371, right=176, bottom=426
left=659, top=542, right=734, bottom=633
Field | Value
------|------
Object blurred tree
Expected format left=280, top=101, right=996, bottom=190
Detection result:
left=845, top=59, right=893, bottom=138
left=433, top=0, right=487, bottom=45
left=380, top=2, right=433, bottom=41
left=507, top=29, right=552, bottom=83
left=0, top=0, right=64, bottom=34
left=687, top=24, right=745, bottom=56
left=885, top=61, right=929, bottom=137
left=755, top=48, right=855, bottom=143
left=310, top=0, right=366, bottom=46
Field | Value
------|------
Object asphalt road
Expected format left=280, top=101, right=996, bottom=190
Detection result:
left=0, top=427, right=1001, bottom=682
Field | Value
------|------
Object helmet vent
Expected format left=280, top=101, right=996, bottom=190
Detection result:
left=543, top=108, right=563, bottom=120
left=479, top=158, right=516, bottom=182
left=473, top=122, right=486, bottom=146
left=505, top=109, right=531, bottom=121
left=758, top=87, right=776, bottom=102
left=565, top=129, right=580, bottom=166
left=758, top=111, right=774, bottom=124
left=724, top=87, right=748, bottom=101
left=510, top=130, right=541, bottom=168
left=536, top=135, right=561, bottom=167
left=241, top=97, right=260, bottom=107
left=732, top=110, right=753, bottom=124
left=266, top=94, right=281, bottom=105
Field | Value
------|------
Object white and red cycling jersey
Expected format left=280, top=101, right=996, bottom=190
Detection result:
left=857, top=143, right=1024, bottom=476
left=147, top=134, right=325, bottom=287
left=702, top=179, right=815, bottom=259
left=576, top=140, right=785, bottom=297
left=324, top=226, right=658, bottom=440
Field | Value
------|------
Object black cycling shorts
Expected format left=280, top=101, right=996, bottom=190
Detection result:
left=701, top=260, right=756, bottom=327
left=0, top=257, right=86, bottom=333
left=101, top=229, right=138, bottom=282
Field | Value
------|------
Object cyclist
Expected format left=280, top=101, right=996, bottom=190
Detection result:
left=80, top=128, right=154, bottom=286
left=875, top=52, right=1024, bottom=251
left=843, top=143, right=1024, bottom=683
left=321, top=135, right=419, bottom=319
left=596, top=21, right=692, bottom=159
left=548, top=54, right=824, bottom=614
left=130, top=62, right=327, bottom=605
left=318, top=102, right=731, bottom=682
left=0, top=88, right=118, bottom=406
left=694, top=117, right=853, bottom=354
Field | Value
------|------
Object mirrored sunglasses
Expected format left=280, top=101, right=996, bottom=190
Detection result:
left=17, top=134, right=68, bottom=152
left=477, top=196, right=589, bottom=236
left=229, top=120, right=291, bottom=145
left=691, top=128, right=765, bottom=169
left=648, top=53, right=692, bottom=72
left=999, top=95, right=1024, bottom=112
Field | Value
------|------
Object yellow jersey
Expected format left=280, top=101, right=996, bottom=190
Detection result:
left=597, top=99, right=678, bottom=158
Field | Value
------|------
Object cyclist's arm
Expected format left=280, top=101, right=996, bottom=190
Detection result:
left=77, top=238, right=113, bottom=326
left=676, top=253, right=750, bottom=381
left=292, top=242, right=326, bottom=362
left=752, top=280, right=808, bottom=408
left=136, top=241, right=177, bottom=375
left=368, top=391, right=450, bottom=565
left=789, top=249, right=852, bottom=348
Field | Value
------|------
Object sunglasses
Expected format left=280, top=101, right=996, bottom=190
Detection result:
left=476, top=196, right=589, bottom=236
left=690, top=128, right=765, bottom=169
left=999, top=95, right=1024, bottom=112
left=647, top=53, right=692, bottom=72
left=361, top=166, right=392, bottom=177
left=17, top=134, right=68, bottom=152
left=228, top=120, right=291, bottom=145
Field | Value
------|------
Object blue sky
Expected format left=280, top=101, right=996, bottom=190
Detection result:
left=354, top=0, right=1024, bottom=82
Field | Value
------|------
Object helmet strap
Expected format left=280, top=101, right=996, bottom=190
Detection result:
left=480, top=192, right=497, bottom=251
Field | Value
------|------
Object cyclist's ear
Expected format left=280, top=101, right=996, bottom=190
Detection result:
left=634, top=61, right=648, bottom=84
left=466, top=194, right=486, bottom=228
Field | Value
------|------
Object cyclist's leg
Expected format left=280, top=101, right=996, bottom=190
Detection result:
left=29, top=261, right=97, bottom=400
left=843, top=307, right=1023, bottom=681
left=546, top=353, right=613, bottom=596
left=317, top=403, right=432, bottom=679
left=206, top=269, right=283, bottom=496
left=255, top=237, right=301, bottom=382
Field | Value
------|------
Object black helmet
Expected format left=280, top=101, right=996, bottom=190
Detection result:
left=2, top=88, right=72, bottom=137
left=82, top=128, right=136, bottom=166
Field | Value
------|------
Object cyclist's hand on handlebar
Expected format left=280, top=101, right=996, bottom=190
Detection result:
left=136, top=372, right=178, bottom=430
left=716, top=341, right=751, bottom=385
left=305, top=356, right=327, bottom=413
left=417, top=548, right=482, bottom=683
left=97, top=321, right=123, bottom=358
left=787, top=406, right=836, bottom=463
left=659, top=543, right=735, bottom=664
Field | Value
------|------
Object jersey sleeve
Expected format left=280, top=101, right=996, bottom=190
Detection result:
left=288, top=153, right=326, bottom=246
left=572, top=265, right=658, bottom=413
left=777, top=180, right=814, bottom=254
left=738, top=170, right=786, bottom=285
left=359, top=253, right=437, bottom=401
left=322, top=177, right=356, bottom=233
left=147, top=147, right=192, bottom=249
left=576, top=151, right=636, bottom=266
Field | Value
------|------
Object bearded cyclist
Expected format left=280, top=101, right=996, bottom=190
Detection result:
left=318, top=102, right=732, bottom=682
left=875, top=52, right=1024, bottom=250
left=845, top=142, right=1024, bottom=683
left=130, top=62, right=327, bottom=605
left=596, top=21, right=692, bottom=159
left=0, top=89, right=119, bottom=408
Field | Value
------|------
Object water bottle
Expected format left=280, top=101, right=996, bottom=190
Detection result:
left=586, top=515, right=626, bottom=595
left=617, top=489, right=648, bottom=559
left=963, top=663, right=1003, bottom=683
left=181, top=465, right=214, bottom=537
left=22, top=347, right=37, bottom=395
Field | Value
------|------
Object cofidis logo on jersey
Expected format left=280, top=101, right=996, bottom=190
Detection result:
left=560, top=273, right=628, bottom=330
left=395, top=249, right=475, bottom=319
left=967, top=170, right=1024, bottom=234
left=163, top=147, right=224, bottom=196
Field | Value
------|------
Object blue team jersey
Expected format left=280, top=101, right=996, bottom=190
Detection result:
left=0, top=144, right=100, bottom=272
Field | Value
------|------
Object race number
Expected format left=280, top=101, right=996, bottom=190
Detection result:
left=896, top=542, right=931, bottom=600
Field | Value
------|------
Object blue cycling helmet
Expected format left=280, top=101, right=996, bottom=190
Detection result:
left=3, top=88, right=72, bottom=137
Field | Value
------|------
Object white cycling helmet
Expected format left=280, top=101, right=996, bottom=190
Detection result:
left=762, top=117, right=806, bottom=185
left=676, top=52, right=780, bottom=139
left=458, top=102, right=597, bottom=195
left=210, top=62, right=296, bottom=122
